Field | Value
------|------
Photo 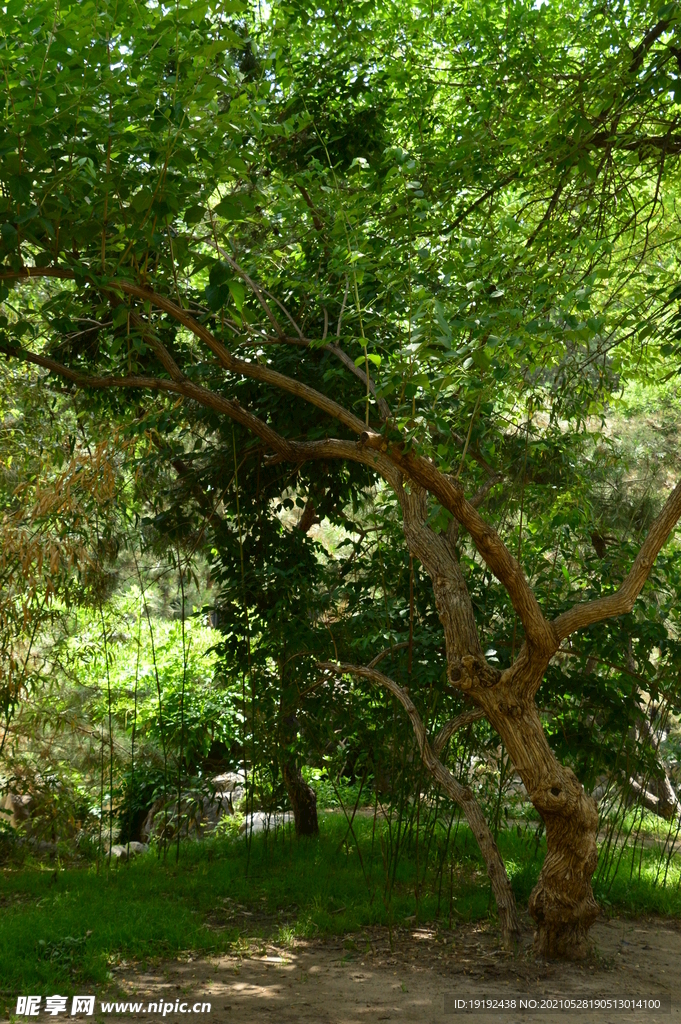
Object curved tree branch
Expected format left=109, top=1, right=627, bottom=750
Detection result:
left=630, top=16, right=674, bottom=72
left=0, top=266, right=576, bottom=657
left=0, top=267, right=368, bottom=436
left=367, top=640, right=409, bottom=669
left=241, top=332, right=391, bottom=421
left=553, top=478, right=681, bottom=640
left=204, top=240, right=391, bottom=420
left=360, top=431, right=557, bottom=656
left=433, top=708, right=486, bottom=758
left=7, top=268, right=677, bottom=689
left=318, top=660, right=520, bottom=945
left=0, top=338, right=404, bottom=491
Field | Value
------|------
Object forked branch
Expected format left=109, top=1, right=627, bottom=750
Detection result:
left=0, top=339, right=404, bottom=491
left=0, top=268, right=368, bottom=436
left=9, top=265, right=679, bottom=665
left=375, top=440, right=555, bottom=656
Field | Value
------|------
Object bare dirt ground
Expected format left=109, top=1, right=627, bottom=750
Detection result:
left=102, top=914, right=680, bottom=1024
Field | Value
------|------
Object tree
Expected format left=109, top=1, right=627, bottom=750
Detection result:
left=4, top=0, right=681, bottom=956
left=209, top=479, right=328, bottom=837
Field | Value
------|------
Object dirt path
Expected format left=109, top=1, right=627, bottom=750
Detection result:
left=102, top=915, right=679, bottom=1024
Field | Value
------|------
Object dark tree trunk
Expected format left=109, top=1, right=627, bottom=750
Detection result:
left=279, top=695, right=318, bottom=836
left=281, top=757, right=318, bottom=835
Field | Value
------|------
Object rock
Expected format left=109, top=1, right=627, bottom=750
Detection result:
left=141, top=791, right=234, bottom=843
left=216, top=788, right=244, bottom=812
left=141, top=799, right=166, bottom=843
left=110, top=842, right=148, bottom=860
left=211, top=773, right=245, bottom=812
left=200, top=792, right=233, bottom=829
left=506, top=775, right=528, bottom=798
left=211, top=771, right=245, bottom=792
left=590, top=774, right=611, bottom=803
left=239, top=811, right=294, bottom=835
left=1, top=792, right=33, bottom=834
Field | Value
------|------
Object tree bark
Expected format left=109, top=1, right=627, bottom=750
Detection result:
left=281, top=755, right=319, bottom=836
left=486, top=703, right=599, bottom=958
left=8, top=268, right=681, bottom=957
left=279, top=694, right=318, bottom=836
left=399, top=485, right=599, bottom=958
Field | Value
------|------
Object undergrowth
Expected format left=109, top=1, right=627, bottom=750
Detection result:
left=0, top=812, right=680, bottom=1005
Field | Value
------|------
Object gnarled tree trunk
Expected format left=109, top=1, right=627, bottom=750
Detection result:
left=399, top=485, right=599, bottom=958
left=9, top=270, right=681, bottom=959
left=486, top=702, right=599, bottom=958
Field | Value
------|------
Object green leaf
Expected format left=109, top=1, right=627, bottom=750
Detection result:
left=213, top=194, right=256, bottom=220
left=228, top=280, right=245, bottom=311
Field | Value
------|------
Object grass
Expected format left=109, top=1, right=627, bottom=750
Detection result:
left=595, top=845, right=681, bottom=914
left=1, top=812, right=680, bottom=1009
left=600, top=805, right=681, bottom=842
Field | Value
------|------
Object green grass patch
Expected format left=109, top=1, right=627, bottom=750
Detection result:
left=1, top=813, right=680, bottom=1006
left=594, top=843, right=681, bottom=915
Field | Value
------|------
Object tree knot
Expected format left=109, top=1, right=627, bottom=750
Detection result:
left=452, top=655, right=501, bottom=691
left=497, top=698, right=524, bottom=718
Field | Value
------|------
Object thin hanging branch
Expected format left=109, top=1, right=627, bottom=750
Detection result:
left=127, top=589, right=142, bottom=862
left=176, top=547, right=188, bottom=863
left=318, top=659, right=520, bottom=945
left=98, top=599, right=114, bottom=866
